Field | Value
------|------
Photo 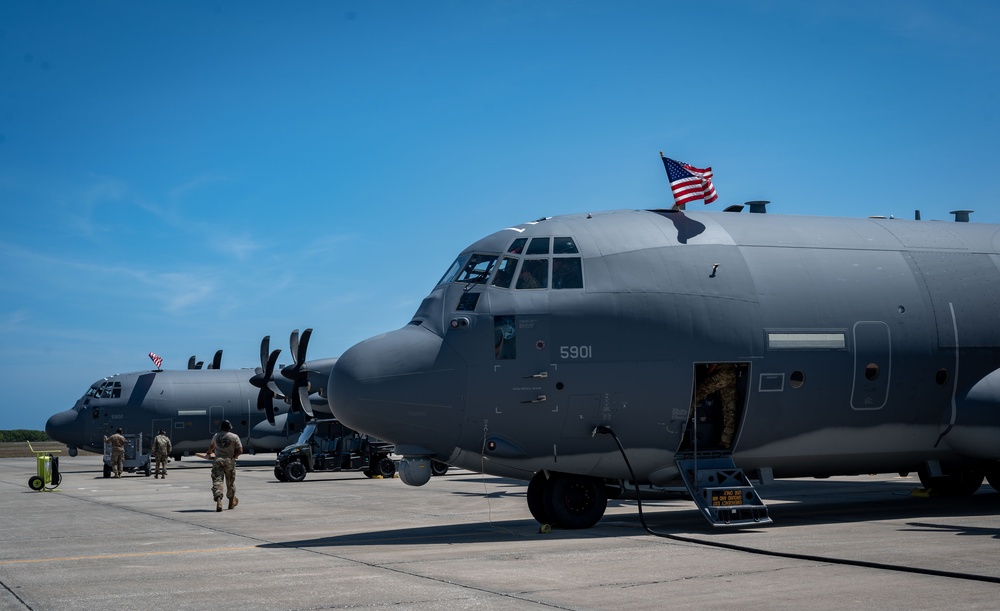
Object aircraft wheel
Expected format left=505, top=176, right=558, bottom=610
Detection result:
left=103, top=464, right=111, bottom=478
left=375, top=456, right=396, bottom=478
left=285, top=460, right=308, bottom=482
left=431, top=460, right=449, bottom=476
left=526, top=472, right=552, bottom=525
left=543, top=473, right=608, bottom=529
left=28, top=476, right=44, bottom=491
left=144, top=463, right=151, bottom=477
left=274, top=465, right=288, bottom=482
left=918, top=465, right=983, bottom=496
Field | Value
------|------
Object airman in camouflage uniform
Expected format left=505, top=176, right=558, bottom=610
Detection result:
left=208, top=420, right=242, bottom=512
left=152, top=429, right=172, bottom=479
left=104, top=428, right=127, bottom=478
left=692, top=363, right=738, bottom=449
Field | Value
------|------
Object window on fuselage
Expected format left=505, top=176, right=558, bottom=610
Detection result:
left=507, top=238, right=527, bottom=254
left=516, top=259, right=548, bottom=289
left=553, top=237, right=579, bottom=254
left=526, top=237, right=550, bottom=255
left=491, top=257, right=518, bottom=288
left=552, top=257, right=583, bottom=289
left=455, top=254, right=497, bottom=284
left=437, top=253, right=498, bottom=286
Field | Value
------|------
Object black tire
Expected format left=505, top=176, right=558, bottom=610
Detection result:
left=103, top=464, right=112, bottom=478
left=527, top=472, right=552, bottom=525
left=375, top=456, right=396, bottom=478
left=144, top=462, right=151, bottom=477
left=542, top=473, right=608, bottom=529
left=274, top=465, right=288, bottom=482
left=918, top=465, right=984, bottom=496
left=285, top=460, right=308, bottom=482
left=431, top=460, right=449, bottom=476
left=28, top=476, right=44, bottom=491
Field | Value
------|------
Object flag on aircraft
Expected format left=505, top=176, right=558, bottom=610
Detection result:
left=661, top=154, right=718, bottom=206
left=149, top=352, right=163, bottom=369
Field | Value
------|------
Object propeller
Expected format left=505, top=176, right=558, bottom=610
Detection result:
left=248, top=336, right=283, bottom=425
left=281, top=328, right=315, bottom=418
left=188, top=350, right=223, bottom=370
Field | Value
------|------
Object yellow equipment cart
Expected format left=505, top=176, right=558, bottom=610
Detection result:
left=26, top=441, right=62, bottom=491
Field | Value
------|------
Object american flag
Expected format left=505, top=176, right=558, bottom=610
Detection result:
left=661, top=154, right=718, bottom=207
left=148, top=352, right=163, bottom=369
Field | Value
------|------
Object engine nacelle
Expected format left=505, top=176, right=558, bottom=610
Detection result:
left=398, top=456, right=433, bottom=486
left=947, top=368, right=1000, bottom=459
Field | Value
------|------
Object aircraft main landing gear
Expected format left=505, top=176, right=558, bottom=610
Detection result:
left=527, top=471, right=608, bottom=530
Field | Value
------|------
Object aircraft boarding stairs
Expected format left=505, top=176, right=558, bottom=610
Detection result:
left=674, top=454, right=772, bottom=527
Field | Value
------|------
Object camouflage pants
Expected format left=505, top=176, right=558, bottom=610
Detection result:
left=693, top=366, right=738, bottom=446
left=110, top=450, right=124, bottom=476
left=211, top=457, right=237, bottom=502
left=153, top=452, right=168, bottom=477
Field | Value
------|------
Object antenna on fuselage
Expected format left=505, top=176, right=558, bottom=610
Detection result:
left=950, top=209, right=973, bottom=223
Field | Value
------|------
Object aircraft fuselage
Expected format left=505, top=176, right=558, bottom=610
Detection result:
left=331, top=209, right=1000, bottom=496
left=47, top=368, right=310, bottom=456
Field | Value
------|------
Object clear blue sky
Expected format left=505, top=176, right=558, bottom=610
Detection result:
left=2, top=1, right=999, bottom=430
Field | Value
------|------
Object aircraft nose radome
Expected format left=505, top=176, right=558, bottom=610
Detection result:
left=330, top=326, right=466, bottom=454
left=45, top=409, right=79, bottom=445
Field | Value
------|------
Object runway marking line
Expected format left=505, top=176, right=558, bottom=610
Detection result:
left=0, top=546, right=257, bottom=565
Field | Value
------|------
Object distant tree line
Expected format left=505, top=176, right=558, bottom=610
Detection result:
left=0, top=430, right=49, bottom=443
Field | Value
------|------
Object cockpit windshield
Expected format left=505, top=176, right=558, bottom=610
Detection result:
left=86, top=380, right=122, bottom=399
left=437, top=253, right=498, bottom=286
left=437, top=236, right=582, bottom=290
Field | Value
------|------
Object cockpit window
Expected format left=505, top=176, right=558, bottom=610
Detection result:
left=507, top=238, right=527, bottom=254
left=552, top=257, right=583, bottom=289
left=455, top=254, right=497, bottom=284
left=526, top=237, right=550, bottom=255
left=517, top=259, right=548, bottom=289
left=437, top=254, right=468, bottom=286
left=491, top=257, right=518, bottom=288
left=553, top=237, right=579, bottom=254
left=437, top=253, right=497, bottom=286
left=88, top=380, right=122, bottom=399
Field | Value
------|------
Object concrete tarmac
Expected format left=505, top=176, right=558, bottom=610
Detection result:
left=2, top=454, right=1000, bottom=610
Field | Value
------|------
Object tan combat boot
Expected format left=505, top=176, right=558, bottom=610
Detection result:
left=216, top=500, right=222, bottom=512
left=228, top=497, right=239, bottom=510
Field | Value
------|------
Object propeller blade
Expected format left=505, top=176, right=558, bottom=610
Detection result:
left=296, top=384, right=314, bottom=418
left=210, top=350, right=223, bottom=369
left=281, top=328, right=314, bottom=415
left=259, top=336, right=271, bottom=370
left=250, top=348, right=281, bottom=425
left=188, top=356, right=197, bottom=370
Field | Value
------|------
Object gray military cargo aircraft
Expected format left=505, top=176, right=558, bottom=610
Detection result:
left=46, top=330, right=336, bottom=458
left=329, top=205, right=1000, bottom=529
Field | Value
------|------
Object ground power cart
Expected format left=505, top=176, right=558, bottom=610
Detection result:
left=103, top=432, right=151, bottom=477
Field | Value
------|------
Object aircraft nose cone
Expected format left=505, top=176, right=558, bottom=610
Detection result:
left=330, top=326, right=466, bottom=456
left=45, top=409, right=81, bottom=447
